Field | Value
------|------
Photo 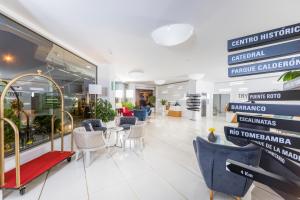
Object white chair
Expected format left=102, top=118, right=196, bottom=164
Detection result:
left=73, top=127, right=109, bottom=167
left=121, top=123, right=145, bottom=151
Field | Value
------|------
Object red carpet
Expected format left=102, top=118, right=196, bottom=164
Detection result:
left=1, top=151, right=74, bottom=189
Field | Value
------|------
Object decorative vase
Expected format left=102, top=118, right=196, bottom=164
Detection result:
left=208, top=132, right=217, bottom=143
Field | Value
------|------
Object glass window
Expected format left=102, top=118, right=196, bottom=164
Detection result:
left=0, top=14, right=97, bottom=156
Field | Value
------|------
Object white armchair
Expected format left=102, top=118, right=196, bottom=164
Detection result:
left=121, top=123, right=145, bottom=151
left=73, top=127, right=109, bottom=167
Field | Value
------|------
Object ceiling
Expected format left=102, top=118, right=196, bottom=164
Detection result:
left=0, top=0, right=300, bottom=83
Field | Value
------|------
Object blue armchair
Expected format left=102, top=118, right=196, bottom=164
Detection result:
left=134, top=109, right=148, bottom=121
left=193, top=137, right=261, bottom=200
left=119, top=116, right=137, bottom=130
left=81, top=119, right=107, bottom=132
left=141, top=106, right=152, bottom=117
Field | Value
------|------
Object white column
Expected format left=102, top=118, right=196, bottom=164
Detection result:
left=0, top=189, right=3, bottom=200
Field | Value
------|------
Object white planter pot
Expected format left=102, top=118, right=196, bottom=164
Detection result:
left=161, top=105, right=166, bottom=116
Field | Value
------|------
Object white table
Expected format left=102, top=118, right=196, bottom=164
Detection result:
left=107, top=127, right=124, bottom=147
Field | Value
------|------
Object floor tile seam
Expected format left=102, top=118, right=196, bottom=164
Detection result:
left=111, top=155, right=142, bottom=200
left=144, top=141, right=202, bottom=178
left=83, top=159, right=91, bottom=200
left=37, top=170, right=50, bottom=200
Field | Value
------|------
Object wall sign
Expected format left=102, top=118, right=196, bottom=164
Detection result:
left=228, top=56, right=300, bottom=77
left=228, top=23, right=300, bottom=51
left=237, top=114, right=300, bottom=132
left=228, top=102, right=300, bottom=116
left=248, top=90, right=300, bottom=101
left=226, top=159, right=300, bottom=197
left=252, top=141, right=300, bottom=164
left=224, top=126, right=300, bottom=148
left=228, top=40, right=300, bottom=65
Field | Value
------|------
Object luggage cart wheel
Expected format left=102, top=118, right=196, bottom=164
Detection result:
left=20, top=187, right=26, bottom=195
left=67, top=157, right=72, bottom=162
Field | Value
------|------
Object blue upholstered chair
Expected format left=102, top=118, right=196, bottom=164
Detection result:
left=119, top=116, right=137, bottom=130
left=193, top=137, right=261, bottom=200
left=134, top=109, right=148, bottom=121
left=141, top=106, right=152, bottom=117
left=81, top=119, right=107, bottom=132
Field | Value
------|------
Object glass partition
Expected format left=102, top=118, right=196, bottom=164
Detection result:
left=0, top=14, right=97, bottom=155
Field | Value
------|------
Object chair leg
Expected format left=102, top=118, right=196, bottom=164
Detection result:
left=210, top=190, right=214, bottom=200
left=140, top=138, right=143, bottom=150
left=75, top=151, right=81, bottom=160
left=85, top=151, right=91, bottom=167
left=123, top=139, right=126, bottom=151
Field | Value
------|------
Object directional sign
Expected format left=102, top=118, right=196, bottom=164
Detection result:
left=224, top=126, right=300, bottom=148
left=228, top=40, right=300, bottom=65
left=252, top=141, right=300, bottom=164
left=228, top=102, right=300, bottom=116
left=261, top=150, right=300, bottom=178
left=237, top=114, right=300, bottom=132
left=248, top=90, right=300, bottom=101
left=226, top=159, right=300, bottom=197
left=228, top=56, right=300, bottom=77
left=228, top=23, right=300, bottom=51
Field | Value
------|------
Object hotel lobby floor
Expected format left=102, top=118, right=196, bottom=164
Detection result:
left=3, top=115, right=251, bottom=200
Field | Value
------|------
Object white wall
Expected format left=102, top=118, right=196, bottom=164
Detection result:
left=214, top=76, right=283, bottom=102
left=156, top=81, right=189, bottom=116
left=97, top=64, right=115, bottom=106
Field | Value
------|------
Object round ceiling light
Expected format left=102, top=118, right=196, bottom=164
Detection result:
left=154, top=80, right=166, bottom=85
left=151, top=24, right=194, bottom=46
left=188, top=73, right=205, bottom=80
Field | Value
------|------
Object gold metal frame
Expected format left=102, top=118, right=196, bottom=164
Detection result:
left=0, top=70, right=74, bottom=187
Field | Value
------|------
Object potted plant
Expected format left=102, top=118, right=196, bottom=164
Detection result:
left=278, top=70, right=300, bottom=82
left=122, top=101, right=135, bottom=110
left=208, top=127, right=217, bottom=143
left=95, top=98, right=116, bottom=123
left=160, top=99, right=168, bottom=116
left=4, top=108, right=20, bottom=152
left=148, top=96, right=156, bottom=107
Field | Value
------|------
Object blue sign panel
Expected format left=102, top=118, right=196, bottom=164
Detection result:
left=228, top=102, right=300, bottom=116
left=228, top=23, right=300, bottom=51
left=228, top=40, right=300, bottom=65
left=228, top=56, right=300, bottom=77
left=224, top=126, right=300, bottom=148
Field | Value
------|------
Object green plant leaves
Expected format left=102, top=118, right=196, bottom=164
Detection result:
left=148, top=96, right=156, bottom=107
left=95, top=98, right=116, bottom=123
left=160, top=99, right=167, bottom=105
left=278, top=70, right=300, bottom=82
left=122, top=101, right=135, bottom=110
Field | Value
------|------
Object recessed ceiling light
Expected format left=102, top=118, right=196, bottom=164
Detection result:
left=238, top=87, right=248, bottom=92
left=86, top=65, right=92, bottom=69
left=154, top=80, right=166, bottom=85
left=229, top=81, right=245, bottom=86
left=219, top=88, right=232, bottom=93
left=2, top=53, right=15, bottom=63
left=128, top=70, right=144, bottom=79
left=151, top=24, right=194, bottom=46
left=188, top=73, right=205, bottom=80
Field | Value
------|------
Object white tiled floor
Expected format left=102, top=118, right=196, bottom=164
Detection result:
left=3, top=115, right=249, bottom=200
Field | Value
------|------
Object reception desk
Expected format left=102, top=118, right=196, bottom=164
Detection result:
left=168, top=106, right=182, bottom=117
